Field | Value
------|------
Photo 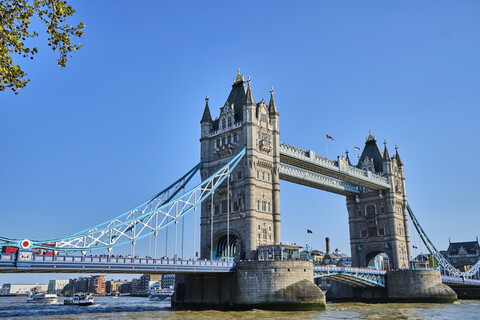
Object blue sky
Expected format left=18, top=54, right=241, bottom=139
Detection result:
left=1, top=1, right=479, bottom=284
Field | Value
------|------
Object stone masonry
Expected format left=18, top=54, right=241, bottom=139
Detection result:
left=199, top=71, right=280, bottom=260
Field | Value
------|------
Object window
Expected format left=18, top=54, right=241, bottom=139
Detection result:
left=368, top=227, right=377, bottom=237
left=227, top=117, right=232, bottom=127
left=357, top=210, right=362, bottom=217
left=222, top=118, right=226, bottom=129
left=268, top=225, right=271, bottom=232
left=233, top=201, right=239, bottom=211
left=361, top=230, right=367, bottom=238
left=257, top=200, right=260, bottom=210
left=262, top=201, right=267, bottom=211
left=262, top=229, right=267, bottom=240
left=262, top=172, right=265, bottom=180
left=379, top=228, right=385, bottom=236
left=381, top=207, right=385, bottom=213
left=267, top=173, right=270, bottom=182
left=366, top=205, right=376, bottom=217
left=215, top=205, right=220, bottom=215
left=223, top=136, right=227, bottom=145
left=234, top=133, right=238, bottom=142
left=217, top=139, right=221, bottom=147
left=221, top=200, right=228, bottom=213
left=268, top=202, right=271, bottom=212
left=256, top=171, right=259, bottom=179
left=261, top=113, right=267, bottom=122
left=258, top=224, right=261, bottom=230
left=237, top=171, right=242, bottom=180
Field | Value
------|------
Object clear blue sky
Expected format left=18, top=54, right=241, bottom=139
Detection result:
left=1, top=1, right=479, bottom=284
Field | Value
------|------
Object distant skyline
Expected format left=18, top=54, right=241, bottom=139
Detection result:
left=1, top=1, right=479, bottom=284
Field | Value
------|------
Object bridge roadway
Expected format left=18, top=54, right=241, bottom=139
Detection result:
left=0, top=253, right=235, bottom=274
left=2, top=253, right=479, bottom=289
left=313, top=265, right=387, bottom=287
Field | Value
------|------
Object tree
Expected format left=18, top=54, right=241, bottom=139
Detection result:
left=428, top=254, right=437, bottom=269
left=0, top=0, right=84, bottom=94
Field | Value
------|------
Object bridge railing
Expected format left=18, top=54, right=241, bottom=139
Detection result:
left=442, top=275, right=480, bottom=286
left=279, top=143, right=390, bottom=188
left=313, top=265, right=387, bottom=276
left=0, top=253, right=235, bottom=268
left=279, top=164, right=360, bottom=194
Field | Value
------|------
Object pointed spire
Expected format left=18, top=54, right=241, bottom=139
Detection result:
left=201, top=94, right=212, bottom=123
left=245, top=76, right=255, bottom=105
left=345, top=149, right=352, bottom=166
left=383, top=140, right=391, bottom=162
left=395, top=145, right=403, bottom=166
left=268, top=86, right=279, bottom=116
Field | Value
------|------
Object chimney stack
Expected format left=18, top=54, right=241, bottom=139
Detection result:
left=325, top=237, right=330, bottom=254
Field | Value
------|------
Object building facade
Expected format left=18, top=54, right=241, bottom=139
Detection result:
left=441, top=239, right=480, bottom=271
left=200, top=71, right=280, bottom=260
left=47, top=279, right=69, bottom=294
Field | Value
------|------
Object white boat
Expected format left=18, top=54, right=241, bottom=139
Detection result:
left=148, top=287, right=174, bottom=301
left=26, top=292, right=58, bottom=304
left=63, top=293, right=94, bottom=306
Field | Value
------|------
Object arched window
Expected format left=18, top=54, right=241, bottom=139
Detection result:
left=366, top=205, right=376, bottom=217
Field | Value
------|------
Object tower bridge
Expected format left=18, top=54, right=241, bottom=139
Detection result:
left=199, top=70, right=411, bottom=270
left=1, top=71, right=479, bottom=308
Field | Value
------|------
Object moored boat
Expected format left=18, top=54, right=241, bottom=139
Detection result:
left=63, top=293, right=94, bottom=306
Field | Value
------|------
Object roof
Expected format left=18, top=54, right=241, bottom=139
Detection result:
left=226, top=77, right=247, bottom=122
left=447, top=240, right=480, bottom=255
left=356, top=133, right=384, bottom=173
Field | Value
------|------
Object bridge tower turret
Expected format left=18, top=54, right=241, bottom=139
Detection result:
left=347, top=133, right=411, bottom=269
left=199, top=71, right=280, bottom=260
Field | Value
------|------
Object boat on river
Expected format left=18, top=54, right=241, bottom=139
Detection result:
left=63, top=293, right=94, bottom=306
left=26, top=292, right=58, bottom=304
left=148, top=287, right=174, bottom=301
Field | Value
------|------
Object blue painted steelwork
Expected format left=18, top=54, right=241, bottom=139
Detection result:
left=313, top=266, right=386, bottom=287
left=441, top=275, right=480, bottom=287
left=0, top=253, right=235, bottom=274
left=0, top=147, right=246, bottom=253
left=407, top=204, right=480, bottom=279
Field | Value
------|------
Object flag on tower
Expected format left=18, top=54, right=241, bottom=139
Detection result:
left=354, top=146, right=361, bottom=150
left=326, top=134, right=334, bottom=140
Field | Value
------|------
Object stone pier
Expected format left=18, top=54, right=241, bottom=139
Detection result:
left=327, top=269, right=457, bottom=303
left=171, top=260, right=326, bottom=310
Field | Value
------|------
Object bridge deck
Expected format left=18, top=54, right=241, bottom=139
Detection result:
left=314, top=266, right=387, bottom=287
left=0, top=254, right=235, bottom=274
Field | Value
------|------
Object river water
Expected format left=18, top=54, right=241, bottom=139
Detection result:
left=0, top=296, right=478, bottom=319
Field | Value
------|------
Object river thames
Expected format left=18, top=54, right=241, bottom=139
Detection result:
left=0, top=296, right=479, bottom=319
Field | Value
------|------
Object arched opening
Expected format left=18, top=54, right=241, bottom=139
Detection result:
left=366, top=204, right=376, bottom=217
left=365, top=251, right=390, bottom=270
left=216, top=234, right=239, bottom=261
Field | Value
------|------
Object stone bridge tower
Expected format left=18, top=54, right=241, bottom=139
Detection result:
left=199, top=71, right=280, bottom=260
left=346, top=133, right=411, bottom=269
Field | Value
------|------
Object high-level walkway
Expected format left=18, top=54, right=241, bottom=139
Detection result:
left=279, top=143, right=390, bottom=195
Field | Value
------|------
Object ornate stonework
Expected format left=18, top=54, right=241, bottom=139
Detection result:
left=200, top=73, right=280, bottom=260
